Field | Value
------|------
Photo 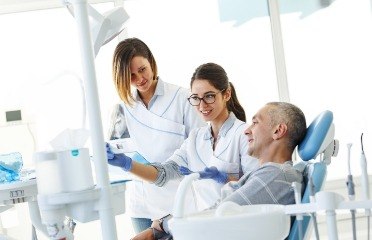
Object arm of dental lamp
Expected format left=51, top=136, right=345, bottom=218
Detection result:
left=64, top=1, right=130, bottom=56
left=321, top=139, right=339, bottom=165
left=313, top=123, right=339, bottom=164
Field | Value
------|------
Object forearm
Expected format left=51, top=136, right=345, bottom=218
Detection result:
left=130, top=161, right=159, bottom=182
left=131, top=215, right=173, bottom=240
left=129, top=160, right=182, bottom=185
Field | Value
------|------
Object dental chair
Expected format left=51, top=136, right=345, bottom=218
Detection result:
left=288, top=110, right=339, bottom=240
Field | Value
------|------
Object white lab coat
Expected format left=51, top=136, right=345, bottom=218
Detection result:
left=111, top=79, right=204, bottom=219
left=168, top=113, right=258, bottom=211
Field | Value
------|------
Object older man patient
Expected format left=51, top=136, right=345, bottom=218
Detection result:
left=132, top=101, right=307, bottom=240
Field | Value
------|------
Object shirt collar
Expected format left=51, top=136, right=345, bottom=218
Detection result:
left=262, top=160, right=293, bottom=167
left=203, top=112, right=237, bottom=140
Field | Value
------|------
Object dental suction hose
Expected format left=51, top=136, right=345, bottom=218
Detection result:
left=346, top=143, right=357, bottom=240
left=360, top=133, right=371, bottom=239
left=173, top=173, right=200, bottom=218
left=292, top=182, right=303, bottom=239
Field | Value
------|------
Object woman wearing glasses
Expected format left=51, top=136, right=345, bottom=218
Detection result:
left=108, top=38, right=204, bottom=234
left=107, top=62, right=258, bottom=214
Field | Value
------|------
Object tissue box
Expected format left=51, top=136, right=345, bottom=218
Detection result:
left=34, top=148, right=94, bottom=194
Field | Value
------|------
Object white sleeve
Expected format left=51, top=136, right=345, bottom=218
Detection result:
left=166, top=135, right=191, bottom=167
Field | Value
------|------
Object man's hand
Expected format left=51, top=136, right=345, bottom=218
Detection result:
left=130, top=228, right=154, bottom=240
left=106, top=143, right=133, bottom=171
left=130, top=219, right=169, bottom=240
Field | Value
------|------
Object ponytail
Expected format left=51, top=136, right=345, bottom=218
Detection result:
left=227, top=82, right=246, bottom=122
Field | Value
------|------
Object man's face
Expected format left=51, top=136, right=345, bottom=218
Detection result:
left=244, top=105, right=274, bottom=158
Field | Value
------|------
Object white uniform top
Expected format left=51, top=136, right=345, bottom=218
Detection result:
left=108, top=78, right=204, bottom=219
left=167, top=113, right=258, bottom=211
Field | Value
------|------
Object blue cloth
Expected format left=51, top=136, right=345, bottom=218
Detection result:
left=0, top=152, right=23, bottom=183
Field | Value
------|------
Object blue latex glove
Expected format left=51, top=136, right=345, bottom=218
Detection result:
left=105, top=143, right=132, bottom=171
left=179, top=166, right=193, bottom=175
left=179, top=166, right=228, bottom=184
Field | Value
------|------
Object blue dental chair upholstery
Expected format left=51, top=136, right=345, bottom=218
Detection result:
left=288, top=110, right=339, bottom=240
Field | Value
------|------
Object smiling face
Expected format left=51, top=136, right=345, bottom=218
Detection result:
left=129, top=56, right=156, bottom=94
left=190, top=79, right=230, bottom=124
left=244, top=105, right=275, bottom=159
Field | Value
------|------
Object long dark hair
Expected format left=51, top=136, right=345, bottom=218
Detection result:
left=190, top=63, right=246, bottom=122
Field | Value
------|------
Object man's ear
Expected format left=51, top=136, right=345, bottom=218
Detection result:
left=273, top=123, right=287, bottom=140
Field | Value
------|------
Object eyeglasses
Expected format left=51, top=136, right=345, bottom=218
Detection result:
left=187, top=89, right=225, bottom=106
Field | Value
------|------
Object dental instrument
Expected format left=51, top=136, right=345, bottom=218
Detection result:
left=346, top=143, right=357, bottom=240
left=292, top=182, right=304, bottom=239
left=360, top=133, right=370, bottom=240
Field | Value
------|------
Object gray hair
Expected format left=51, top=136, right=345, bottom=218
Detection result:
left=266, top=102, right=307, bottom=151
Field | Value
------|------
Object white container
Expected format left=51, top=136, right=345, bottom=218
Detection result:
left=34, top=148, right=94, bottom=194
left=34, top=151, right=63, bottom=194
left=56, top=148, right=94, bottom=192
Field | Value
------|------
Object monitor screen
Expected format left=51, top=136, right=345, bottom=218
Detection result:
left=5, top=110, right=22, bottom=122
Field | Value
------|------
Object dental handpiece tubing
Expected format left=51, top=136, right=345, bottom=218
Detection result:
left=360, top=133, right=371, bottom=240
left=360, top=134, right=370, bottom=207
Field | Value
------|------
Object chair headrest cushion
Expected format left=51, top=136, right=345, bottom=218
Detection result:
left=298, top=110, right=334, bottom=161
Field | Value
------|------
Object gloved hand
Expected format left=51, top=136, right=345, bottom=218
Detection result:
left=106, top=143, right=132, bottom=171
left=179, top=166, right=193, bottom=175
left=179, top=166, right=228, bottom=184
left=199, top=166, right=228, bottom=184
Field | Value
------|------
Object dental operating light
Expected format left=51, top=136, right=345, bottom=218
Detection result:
left=66, top=2, right=129, bottom=56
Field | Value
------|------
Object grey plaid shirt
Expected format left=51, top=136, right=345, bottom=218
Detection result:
left=218, top=161, right=302, bottom=207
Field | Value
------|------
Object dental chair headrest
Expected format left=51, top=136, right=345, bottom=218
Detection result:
left=298, top=110, right=334, bottom=161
